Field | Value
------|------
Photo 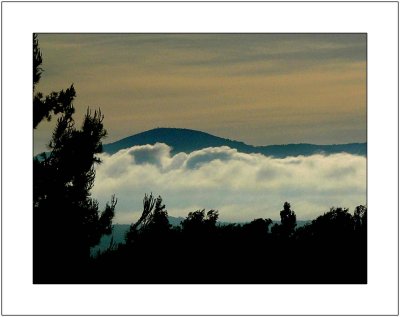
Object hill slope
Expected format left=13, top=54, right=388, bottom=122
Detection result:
left=103, top=128, right=366, bottom=157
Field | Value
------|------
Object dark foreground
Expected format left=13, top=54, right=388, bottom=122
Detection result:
left=34, top=200, right=367, bottom=284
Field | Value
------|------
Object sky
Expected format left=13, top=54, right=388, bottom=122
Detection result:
left=34, top=33, right=366, bottom=155
left=33, top=34, right=367, bottom=223
left=92, top=144, right=366, bottom=223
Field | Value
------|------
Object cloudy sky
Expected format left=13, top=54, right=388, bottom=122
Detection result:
left=92, top=144, right=366, bottom=223
left=34, top=34, right=367, bottom=223
left=34, top=33, right=366, bottom=154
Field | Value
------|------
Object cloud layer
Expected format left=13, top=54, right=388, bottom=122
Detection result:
left=92, top=144, right=366, bottom=224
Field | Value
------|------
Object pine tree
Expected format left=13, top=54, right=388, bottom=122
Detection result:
left=33, top=33, right=76, bottom=129
left=33, top=34, right=116, bottom=283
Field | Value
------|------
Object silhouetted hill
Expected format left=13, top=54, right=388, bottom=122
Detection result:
left=103, top=128, right=253, bottom=155
left=103, top=128, right=366, bottom=158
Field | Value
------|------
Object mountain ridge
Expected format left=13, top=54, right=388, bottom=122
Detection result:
left=103, top=127, right=366, bottom=158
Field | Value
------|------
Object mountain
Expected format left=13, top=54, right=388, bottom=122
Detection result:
left=103, top=128, right=254, bottom=155
left=103, top=128, right=366, bottom=157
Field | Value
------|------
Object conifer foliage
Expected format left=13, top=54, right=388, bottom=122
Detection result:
left=33, top=34, right=116, bottom=283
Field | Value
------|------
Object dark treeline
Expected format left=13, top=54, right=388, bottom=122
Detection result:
left=33, top=34, right=366, bottom=284
left=87, top=194, right=366, bottom=284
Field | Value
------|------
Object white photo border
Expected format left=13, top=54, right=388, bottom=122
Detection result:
left=2, top=1, right=398, bottom=315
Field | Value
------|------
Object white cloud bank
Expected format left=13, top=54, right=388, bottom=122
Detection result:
left=92, top=143, right=366, bottom=224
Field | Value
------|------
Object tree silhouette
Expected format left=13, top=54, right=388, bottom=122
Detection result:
left=33, top=34, right=116, bottom=283
left=243, top=218, right=273, bottom=237
left=280, top=202, right=296, bottom=233
left=181, top=209, right=219, bottom=234
left=125, top=193, right=170, bottom=244
left=271, top=202, right=297, bottom=238
left=33, top=34, right=76, bottom=129
left=33, top=34, right=42, bottom=87
left=310, top=207, right=354, bottom=239
left=354, top=204, right=367, bottom=232
left=90, top=200, right=366, bottom=284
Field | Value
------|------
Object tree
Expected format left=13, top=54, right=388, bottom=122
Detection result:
left=243, top=218, right=273, bottom=236
left=33, top=33, right=76, bottom=129
left=271, top=202, right=297, bottom=238
left=354, top=205, right=367, bottom=231
left=33, top=33, right=42, bottom=87
left=33, top=34, right=116, bottom=283
left=310, top=207, right=354, bottom=239
left=125, top=193, right=170, bottom=244
left=181, top=209, right=219, bottom=234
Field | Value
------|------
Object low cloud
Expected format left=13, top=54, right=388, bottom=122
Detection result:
left=92, top=143, right=366, bottom=224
